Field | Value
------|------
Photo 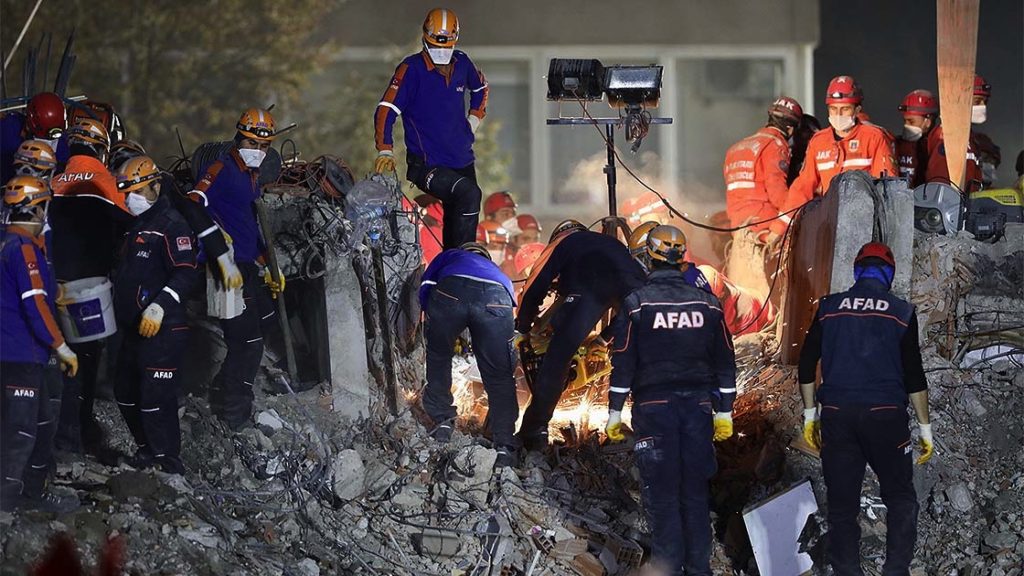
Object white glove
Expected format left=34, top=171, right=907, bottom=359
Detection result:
left=803, top=407, right=819, bottom=424
left=468, top=115, right=481, bottom=134
left=216, top=252, right=243, bottom=290
left=605, top=410, right=624, bottom=441
left=55, top=343, right=79, bottom=377
left=139, top=303, right=164, bottom=338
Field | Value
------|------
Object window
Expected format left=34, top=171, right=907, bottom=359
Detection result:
left=476, top=60, right=532, bottom=203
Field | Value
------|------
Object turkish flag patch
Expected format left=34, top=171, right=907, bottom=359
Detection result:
left=176, top=237, right=192, bottom=251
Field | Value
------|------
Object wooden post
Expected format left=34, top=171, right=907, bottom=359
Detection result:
left=936, top=0, right=980, bottom=191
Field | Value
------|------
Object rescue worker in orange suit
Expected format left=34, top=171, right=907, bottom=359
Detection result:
left=723, top=96, right=804, bottom=243
left=1, top=176, right=79, bottom=514
left=782, top=76, right=897, bottom=219
left=799, top=242, right=933, bottom=576
left=969, top=75, right=1000, bottom=188
left=483, top=191, right=517, bottom=227
left=515, top=220, right=645, bottom=449
left=1, top=92, right=70, bottom=182
left=112, top=157, right=199, bottom=474
left=697, top=265, right=775, bottom=336
left=189, top=108, right=283, bottom=431
left=913, top=91, right=984, bottom=192
left=48, top=118, right=132, bottom=457
left=511, top=214, right=542, bottom=249
left=373, top=8, right=489, bottom=249
left=477, top=220, right=512, bottom=271
left=605, top=225, right=737, bottom=576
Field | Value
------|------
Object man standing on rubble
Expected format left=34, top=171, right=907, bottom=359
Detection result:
left=372, top=7, right=489, bottom=249
left=515, top=220, right=645, bottom=450
left=418, top=242, right=517, bottom=467
left=799, top=242, right=933, bottom=576
left=605, top=225, right=737, bottom=576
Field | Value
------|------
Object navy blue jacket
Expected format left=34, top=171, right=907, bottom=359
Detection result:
left=608, top=268, right=737, bottom=412
left=0, top=227, right=64, bottom=364
left=190, top=148, right=265, bottom=264
left=420, top=249, right=514, bottom=311
left=798, top=277, right=927, bottom=405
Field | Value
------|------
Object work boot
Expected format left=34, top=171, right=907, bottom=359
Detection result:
left=19, top=490, right=80, bottom=515
left=516, top=432, right=549, bottom=453
left=156, top=456, right=186, bottom=476
left=432, top=422, right=453, bottom=443
left=494, top=447, right=515, bottom=469
left=124, top=449, right=156, bottom=471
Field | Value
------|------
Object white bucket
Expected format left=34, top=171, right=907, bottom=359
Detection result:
left=206, top=267, right=245, bottom=320
left=56, top=276, right=117, bottom=343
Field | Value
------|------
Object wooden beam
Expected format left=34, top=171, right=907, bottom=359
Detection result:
left=936, top=0, right=980, bottom=190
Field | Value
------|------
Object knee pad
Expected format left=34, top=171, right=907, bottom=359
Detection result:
left=424, top=168, right=481, bottom=210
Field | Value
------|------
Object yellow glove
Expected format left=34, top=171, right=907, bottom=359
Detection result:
left=215, top=231, right=244, bottom=290
left=374, top=150, right=396, bottom=174
left=263, top=265, right=285, bottom=298
left=803, top=407, right=821, bottom=450
left=605, top=410, right=625, bottom=442
left=55, top=343, right=78, bottom=377
left=55, top=283, right=70, bottom=307
left=139, top=303, right=164, bottom=338
left=916, top=423, right=933, bottom=465
left=513, top=331, right=529, bottom=348
left=713, top=412, right=733, bottom=442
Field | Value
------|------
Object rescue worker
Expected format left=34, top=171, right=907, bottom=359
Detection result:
left=373, top=7, right=489, bottom=248
left=697, top=265, right=775, bottom=336
left=799, top=242, right=932, bottom=575
left=477, top=220, right=511, bottom=265
left=783, top=76, right=897, bottom=218
left=1, top=92, right=69, bottom=182
left=788, top=114, right=823, bottom=185
left=512, top=241, right=546, bottom=286
left=108, top=139, right=148, bottom=173
left=483, top=191, right=517, bottom=227
left=12, top=140, right=59, bottom=180
left=511, top=214, right=541, bottom=248
left=515, top=220, right=645, bottom=449
left=917, top=90, right=984, bottom=191
left=970, top=75, right=1000, bottom=187
left=894, top=90, right=936, bottom=185
left=419, top=242, right=517, bottom=466
left=1, top=176, right=79, bottom=513
left=605, top=225, right=737, bottom=576
left=622, top=191, right=670, bottom=227
left=189, top=108, right=283, bottom=430
left=112, top=156, right=198, bottom=474
left=722, top=96, right=803, bottom=243
left=627, top=220, right=710, bottom=291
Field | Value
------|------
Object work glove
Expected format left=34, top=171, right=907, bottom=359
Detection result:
left=713, top=412, right=734, bottom=442
left=139, top=303, right=164, bottom=338
left=55, top=343, right=78, bottom=377
left=55, top=283, right=70, bottom=308
left=215, top=231, right=243, bottom=290
left=605, top=410, right=624, bottom=442
left=916, top=422, right=933, bottom=465
left=513, top=331, right=530, bottom=348
left=374, top=150, right=396, bottom=174
left=802, top=407, right=821, bottom=450
left=468, top=115, right=481, bottom=135
left=263, top=264, right=285, bottom=298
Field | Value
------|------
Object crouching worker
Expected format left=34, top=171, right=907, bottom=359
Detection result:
left=1, top=176, right=79, bottom=513
left=419, top=242, right=517, bottom=468
left=606, top=225, right=737, bottom=576
left=113, top=157, right=199, bottom=474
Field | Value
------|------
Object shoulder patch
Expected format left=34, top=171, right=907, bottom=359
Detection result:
left=176, top=236, right=192, bottom=252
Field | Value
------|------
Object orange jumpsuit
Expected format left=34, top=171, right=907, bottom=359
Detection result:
left=924, top=125, right=984, bottom=192
left=722, top=127, right=791, bottom=235
left=697, top=265, right=775, bottom=336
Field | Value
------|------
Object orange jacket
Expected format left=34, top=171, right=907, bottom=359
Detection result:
left=50, top=155, right=126, bottom=212
left=925, top=126, right=983, bottom=191
left=784, top=122, right=896, bottom=216
left=698, top=265, right=775, bottom=336
left=722, top=127, right=791, bottom=233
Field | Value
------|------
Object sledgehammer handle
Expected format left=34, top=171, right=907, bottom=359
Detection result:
left=256, top=198, right=299, bottom=383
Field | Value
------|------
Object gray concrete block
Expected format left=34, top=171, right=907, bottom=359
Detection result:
left=323, top=253, right=371, bottom=420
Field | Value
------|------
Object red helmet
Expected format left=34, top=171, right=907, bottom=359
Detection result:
left=514, top=242, right=546, bottom=275
left=483, top=191, right=516, bottom=217
left=768, top=96, right=803, bottom=125
left=825, top=76, right=863, bottom=105
left=973, top=75, right=991, bottom=98
left=898, top=89, right=938, bottom=117
left=854, top=242, right=895, bottom=268
left=477, top=220, right=509, bottom=245
left=516, top=214, right=541, bottom=232
left=24, top=92, right=67, bottom=139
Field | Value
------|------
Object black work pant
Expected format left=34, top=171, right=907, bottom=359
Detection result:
left=518, top=293, right=608, bottom=439
left=633, top=391, right=716, bottom=576
left=114, top=324, right=190, bottom=473
left=820, top=403, right=918, bottom=576
left=407, top=154, right=481, bottom=249
left=55, top=338, right=104, bottom=449
left=423, top=276, right=517, bottom=448
left=209, top=262, right=276, bottom=427
left=1, top=360, right=61, bottom=510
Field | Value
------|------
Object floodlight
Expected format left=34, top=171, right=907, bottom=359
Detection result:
left=604, top=65, right=663, bottom=110
left=546, top=59, right=605, bottom=101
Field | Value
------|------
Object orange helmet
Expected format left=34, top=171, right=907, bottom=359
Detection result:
left=514, top=242, right=546, bottom=275
left=483, top=191, right=516, bottom=216
left=646, top=225, right=687, bottom=265
left=13, top=140, right=58, bottom=174
left=116, top=156, right=161, bottom=193
left=423, top=8, right=459, bottom=48
left=236, top=108, right=277, bottom=142
left=67, top=117, right=111, bottom=151
left=628, top=221, right=660, bottom=257
left=477, top=220, right=509, bottom=245
left=3, top=176, right=51, bottom=213
left=825, top=75, right=863, bottom=105
left=898, top=89, right=938, bottom=118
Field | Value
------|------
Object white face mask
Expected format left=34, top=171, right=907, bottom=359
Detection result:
left=500, top=217, right=522, bottom=236
left=901, top=124, right=924, bottom=142
left=828, top=114, right=856, bottom=133
left=971, top=104, right=987, bottom=124
left=238, top=148, right=266, bottom=168
left=126, top=192, right=155, bottom=216
left=488, top=249, right=505, bottom=263
left=424, top=43, right=454, bottom=65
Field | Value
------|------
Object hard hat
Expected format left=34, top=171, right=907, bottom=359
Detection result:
left=973, top=75, right=991, bottom=98
left=768, top=96, right=803, bottom=125
left=514, top=242, right=546, bottom=275
left=825, top=75, right=863, bottom=105
left=477, top=220, right=509, bottom=244
left=423, top=8, right=459, bottom=48
left=13, top=140, right=58, bottom=172
left=646, top=225, right=687, bottom=265
left=109, top=139, right=147, bottom=170
left=549, top=219, right=586, bottom=242
left=24, top=92, right=67, bottom=139
left=854, top=241, right=895, bottom=268
left=236, top=108, right=277, bottom=142
left=116, top=156, right=161, bottom=193
left=483, top=191, right=516, bottom=216
left=460, top=241, right=490, bottom=260
left=898, top=90, right=938, bottom=117
left=628, top=221, right=659, bottom=257
left=516, top=214, right=541, bottom=232
left=67, top=117, right=111, bottom=151
left=3, top=176, right=51, bottom=212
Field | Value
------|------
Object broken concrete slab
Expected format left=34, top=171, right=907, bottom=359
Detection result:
left=331, top=449, right=366, bottom=501
left=323, top=252, right=371, bottom=420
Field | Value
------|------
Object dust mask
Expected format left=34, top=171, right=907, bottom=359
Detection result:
left=901, top=124, right=924, bottom=142
left=500, top=217, right=522, bottom=236
left=127, top=192, right=155, bottom=216
left=238, top=148, right=266, bottom=168
left=424, top=42, right=454, bottom=65
left=971, top=104, right=987, bottom=124
left=828, top=114, right=856, bottom=133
